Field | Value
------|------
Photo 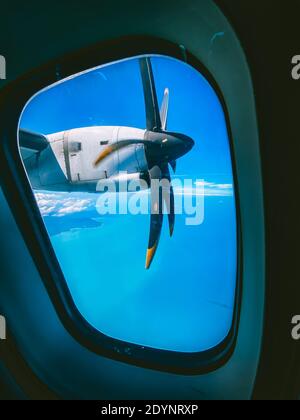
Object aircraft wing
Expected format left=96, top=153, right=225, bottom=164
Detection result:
left=19, top=129, right=49, bottom=153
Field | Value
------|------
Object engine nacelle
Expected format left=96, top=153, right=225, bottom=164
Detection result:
left=33, top=126, right=148, bottom=191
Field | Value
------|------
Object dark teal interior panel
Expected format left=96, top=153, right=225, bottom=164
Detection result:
left=0, top=0, right=265, bottom=399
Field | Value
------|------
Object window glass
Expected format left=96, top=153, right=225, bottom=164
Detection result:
left=19, top=55, right=237, bottom=353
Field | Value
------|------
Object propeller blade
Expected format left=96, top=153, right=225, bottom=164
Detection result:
left=19, top=129, right=49, bottom=152
left=162, top=164, right=175, bottom=237
left=170, top=160, right=177, bottom=173
left=145, top=165, right=163, bottom=269
left=160, top=88, right=169, bottom=131
left=139, top=57, right=162, bottom=131
left=94, top=139, right=148, bottom=166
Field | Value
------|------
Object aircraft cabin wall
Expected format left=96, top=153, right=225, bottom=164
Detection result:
left=0, top=0, right=267, bottom=400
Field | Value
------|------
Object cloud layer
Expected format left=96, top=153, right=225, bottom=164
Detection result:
left=34, top=181, right=233, bottom=218
left=35, top=192, right=94, bottom=217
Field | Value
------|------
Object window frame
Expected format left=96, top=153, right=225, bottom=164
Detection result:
left=0, top=36, right=242, bottom=375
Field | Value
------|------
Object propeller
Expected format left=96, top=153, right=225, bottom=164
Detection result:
left=160, top=88, right=169, bottom=131
left=94, top=57, right=194, bottom=269
left=139, top=57, right=162, bottom=131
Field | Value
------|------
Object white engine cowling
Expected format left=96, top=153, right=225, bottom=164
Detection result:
left=46, top=126, right=148, bottom=187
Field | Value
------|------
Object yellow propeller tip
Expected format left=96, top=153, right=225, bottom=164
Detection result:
left=145, top=243, right=158, bottom=270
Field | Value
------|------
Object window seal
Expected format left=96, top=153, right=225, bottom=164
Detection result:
left=0, top=36, right=242, bottom=375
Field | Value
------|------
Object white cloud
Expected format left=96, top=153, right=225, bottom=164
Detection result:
left=56, top=199, right=91, bottom=217
left=35, top=192, right=94, bottom=217
left=194, top=181, right=233, bottom=196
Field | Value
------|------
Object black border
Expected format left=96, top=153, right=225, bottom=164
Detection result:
left=0, top=36, right=242, bottom=375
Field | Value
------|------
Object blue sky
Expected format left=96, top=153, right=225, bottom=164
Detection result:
left=20, top=55, right=237, bottom=353
left=21, top=55, right=234, bottom=185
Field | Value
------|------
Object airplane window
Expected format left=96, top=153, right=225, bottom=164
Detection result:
left=18, top=55, right=237, bottom=354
